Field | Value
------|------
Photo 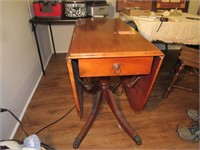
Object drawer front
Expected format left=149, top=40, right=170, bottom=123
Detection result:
left=79, top=57, right=153, bottom=77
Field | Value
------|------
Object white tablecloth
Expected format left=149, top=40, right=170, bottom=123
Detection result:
left=120, top=13, right=200, bottom=45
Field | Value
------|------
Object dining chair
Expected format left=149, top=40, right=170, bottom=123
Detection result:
left=163, top=46, right=199, bottom=98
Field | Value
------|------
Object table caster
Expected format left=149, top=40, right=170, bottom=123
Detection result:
left=133, top=134, right=142, bottom=145
left=73, top=138, right=81, bottom=149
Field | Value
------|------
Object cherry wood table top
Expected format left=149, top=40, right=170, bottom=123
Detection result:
left=67, top=18, right=163, bottom=59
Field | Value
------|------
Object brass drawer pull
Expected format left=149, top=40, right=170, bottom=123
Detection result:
left=113, top=63, right=121, bottom=75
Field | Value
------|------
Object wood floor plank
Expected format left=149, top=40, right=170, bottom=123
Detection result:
left=14, top=51, right=199, bottom=149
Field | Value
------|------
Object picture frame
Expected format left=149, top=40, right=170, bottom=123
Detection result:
left=116, top=0, right=189, bottom=12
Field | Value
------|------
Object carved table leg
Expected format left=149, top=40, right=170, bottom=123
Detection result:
left=103, top=79, right=142, bottom=145
left=105, top=88, right=142, bottom=144
left=73, top=90, right=103, bottom=149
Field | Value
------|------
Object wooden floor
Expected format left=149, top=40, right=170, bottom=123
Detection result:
left=14, top=50, right=199, bottom=149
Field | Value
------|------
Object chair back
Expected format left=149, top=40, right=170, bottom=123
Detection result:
left=179, top=46, right=199, bottom=69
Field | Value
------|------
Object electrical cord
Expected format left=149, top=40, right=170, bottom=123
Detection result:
left=0, top=108, right=29, bottom=137
left=35, top=105, right=75, bottom=135
left=0, top=105, right=75, bottom=149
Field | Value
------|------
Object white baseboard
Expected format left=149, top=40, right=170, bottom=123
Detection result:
left=55, top=51, right=68, bottom=53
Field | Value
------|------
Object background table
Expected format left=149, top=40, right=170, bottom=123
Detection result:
left=29, top=17, right=77, bottom=75
left=120, top=12, right=200, bottom=45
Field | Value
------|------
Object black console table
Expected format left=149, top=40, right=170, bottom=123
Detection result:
left=29, top=17, right=78, bottom=75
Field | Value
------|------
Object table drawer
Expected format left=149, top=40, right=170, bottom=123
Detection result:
left=79, top=57, right=153, bottom=77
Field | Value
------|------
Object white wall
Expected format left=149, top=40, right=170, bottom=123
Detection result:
left=52, top=25, right=75, bottom=53
left=0, top=0, right=51, bottom=140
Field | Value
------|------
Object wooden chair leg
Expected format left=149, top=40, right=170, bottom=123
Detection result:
left=173, top=85, right=199, bottom=93
left=105, top=88, right=142, bottom=145
left=167, top=60, right=180, bottom=79
left=163, top=63, right=185, bottom=98
left=73, top=90, right=103, bottom=149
